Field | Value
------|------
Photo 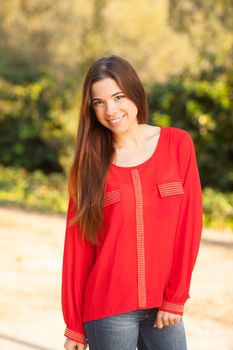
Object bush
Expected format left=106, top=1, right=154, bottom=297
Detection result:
left=147, top=66, right=233, bottom=192
left=0, top=165, right=68, bottom=213
left=0, top=76, right=72, bottom=173
left=203, top=187, right=233, bottom=230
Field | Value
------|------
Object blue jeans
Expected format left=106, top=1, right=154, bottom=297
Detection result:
left=84, top=308, right=187, bottom=350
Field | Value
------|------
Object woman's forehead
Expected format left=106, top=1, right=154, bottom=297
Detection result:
left=91, top=78, right=122, bottom=98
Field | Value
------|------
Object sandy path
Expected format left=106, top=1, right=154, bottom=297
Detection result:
left=0, top=206, right=232, bottom=350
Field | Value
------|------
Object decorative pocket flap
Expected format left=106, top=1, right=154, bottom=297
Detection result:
left=104, top=189, right=120, bottom=206
left=157, top=181, right=184, bottom=197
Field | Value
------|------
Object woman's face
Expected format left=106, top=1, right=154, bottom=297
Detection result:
left=91, top=78, right=139, bottom=134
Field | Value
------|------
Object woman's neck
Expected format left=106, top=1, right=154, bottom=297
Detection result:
left=113, top=123, right=145, bottom=150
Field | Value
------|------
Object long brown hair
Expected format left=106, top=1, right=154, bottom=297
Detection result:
left=68, top=55, right=148, bottom=245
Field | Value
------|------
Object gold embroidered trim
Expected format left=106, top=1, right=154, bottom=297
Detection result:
left=158, top=181, right=184, bottom=197
left=104, top=189, right=120, bottom=206
left=64, top=327, right=86, bottom=344
left=159, top=301, right=184, bottom=313
left=131, top=169, right=147, bottom=307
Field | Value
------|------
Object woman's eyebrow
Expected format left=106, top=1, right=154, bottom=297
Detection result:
left=92, top=91, right=124, bottom=101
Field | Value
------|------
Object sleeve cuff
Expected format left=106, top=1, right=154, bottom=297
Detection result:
left=158, top=301, right=184, bottom=315
left=64, top=326, right=87, bottom=344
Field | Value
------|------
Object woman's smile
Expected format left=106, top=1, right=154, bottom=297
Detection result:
left=108, top=114, right=126, bottom=125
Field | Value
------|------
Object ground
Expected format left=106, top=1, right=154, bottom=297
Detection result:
left=0, top=206, right=232, bottom=350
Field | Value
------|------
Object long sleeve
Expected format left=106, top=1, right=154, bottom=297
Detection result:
left=158, top=131, right=203, bottom=315
left=61, top=196, right=96, bottom=345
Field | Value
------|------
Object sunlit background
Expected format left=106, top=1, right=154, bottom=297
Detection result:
left=0, top=1, right=232, bottom=349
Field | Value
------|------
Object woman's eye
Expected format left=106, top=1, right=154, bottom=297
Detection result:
left=115, top=95, right=125, bottom=101
left=93, top=100, right=103, bottom=107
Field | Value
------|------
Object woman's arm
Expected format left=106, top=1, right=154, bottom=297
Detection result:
left=61, top=196, right=96, bottom=348
left=158, top=131, right=203, bottom=315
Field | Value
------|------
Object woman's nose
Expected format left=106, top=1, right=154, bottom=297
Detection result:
left=105, top=101, right=118, bottom=116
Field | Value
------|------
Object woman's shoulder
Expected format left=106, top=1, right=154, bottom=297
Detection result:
left=145, top=123, right=189, bottom=136
left=161, top=125, right=193, bottom=143
left=144, top=124, right=193, bottom=147
left=143, top=123, right=160, bottom=135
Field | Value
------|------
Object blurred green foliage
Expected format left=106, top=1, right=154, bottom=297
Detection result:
left=203, top=187, right=233, bottom=230
left=168, top=0, right=233, bottom=70
left=0, top=165, right=68, bottom=213
left=148, top=66, right=233, bottom=192
left=0, top=74, right=72, bottom=173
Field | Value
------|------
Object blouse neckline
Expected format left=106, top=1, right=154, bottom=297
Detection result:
left=111, top=125, right=164, bottom=170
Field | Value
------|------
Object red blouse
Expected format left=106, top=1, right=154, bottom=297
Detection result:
left=61, top=126, right=203, bottom=345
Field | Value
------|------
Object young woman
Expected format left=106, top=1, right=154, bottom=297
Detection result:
left=61, top=55, right=203, bottom=350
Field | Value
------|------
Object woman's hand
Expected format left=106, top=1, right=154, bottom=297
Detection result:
left=153, top=310, right=181, bottom=329
left=64, top=337, right=88, bottom=350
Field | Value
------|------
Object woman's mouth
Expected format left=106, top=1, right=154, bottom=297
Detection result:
left=108, top=115, right=125, bottom=125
